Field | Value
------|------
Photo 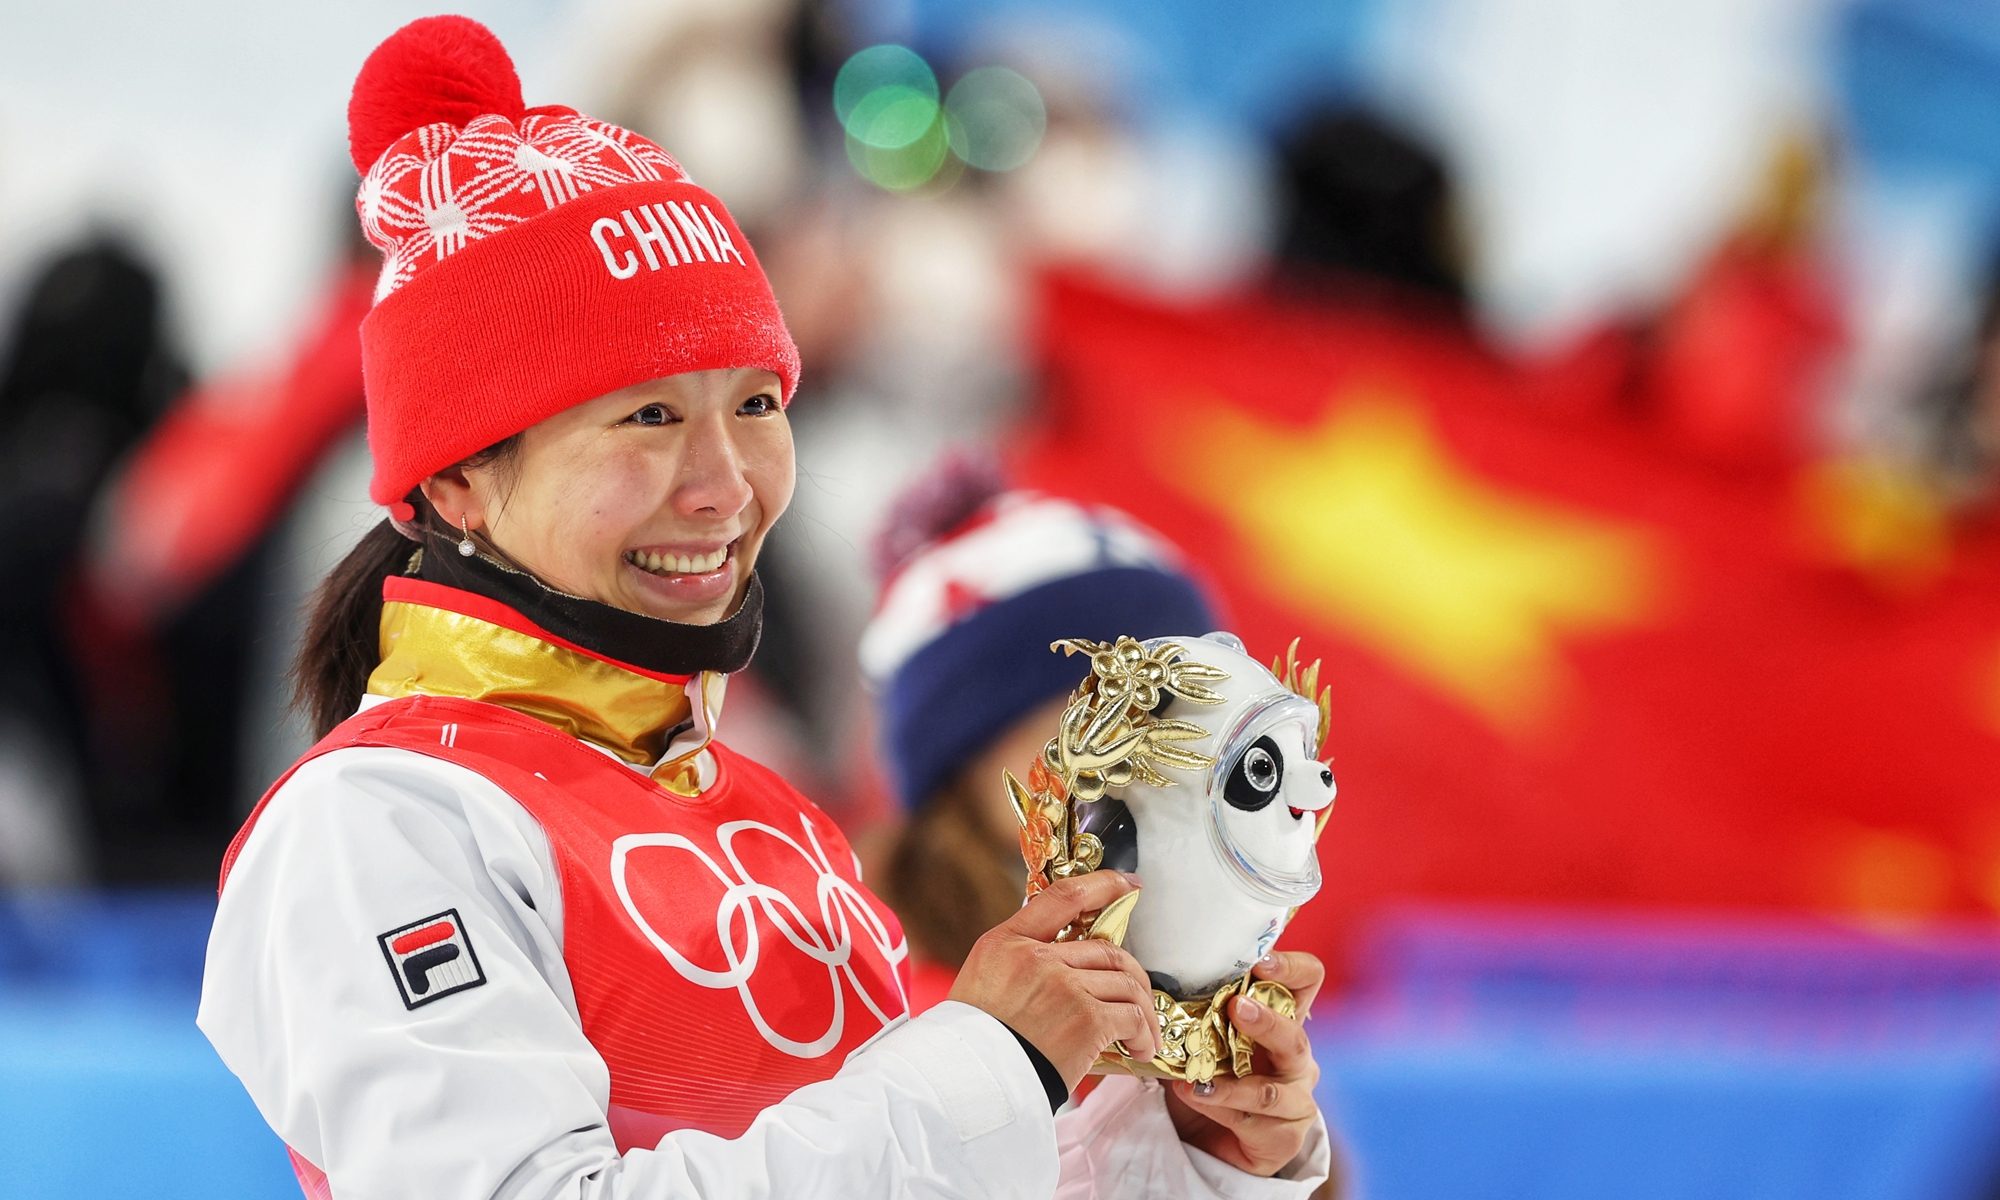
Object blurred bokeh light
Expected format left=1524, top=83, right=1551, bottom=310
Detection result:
left=944, top=67, right=1046, bottom=172
left=834, top=45, right=1046, bottom=189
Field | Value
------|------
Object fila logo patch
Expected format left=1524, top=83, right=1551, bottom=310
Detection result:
left=377, top=909, right=486, bottom=1009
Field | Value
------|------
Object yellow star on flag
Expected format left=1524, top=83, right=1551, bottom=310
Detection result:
left=1165, top=394, right=1663, bottom=735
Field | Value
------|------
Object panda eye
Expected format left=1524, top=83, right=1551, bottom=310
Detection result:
left=1224, top=736, right=1284, bottom=811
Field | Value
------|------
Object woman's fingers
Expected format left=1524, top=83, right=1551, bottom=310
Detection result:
left=1187, top=1109, right=1316, bottom=1176
left=1232, top=992, right=1317, bottom=1082
left=1158, top=971, right=1327, bottom=1177
left=1168, top=996, right=1320, bottom=1152
left=1047, top=922, right=1160, bottom=1060
left=1005, top=871, right=1140, bottom=942
left=949, top=870, right=1161, bottom=1087
left=958, top=878, right=1322, bottom=1097
left=1073, top=959, right=1161, bottom=1060
left=1083, top=996, right=1159, bottom=1062
left=1248, top=950, right=1326, bottom=1016
left=1049, top=935, right=1153, bottom=991
left=1175, top=1073, right=1318, bottom=1123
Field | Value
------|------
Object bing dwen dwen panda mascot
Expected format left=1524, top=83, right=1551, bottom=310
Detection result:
left=1005, top=633, right=1336, bottom=1084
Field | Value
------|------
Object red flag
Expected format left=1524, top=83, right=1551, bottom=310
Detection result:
left=1013, top=272, right=2000, bottom=975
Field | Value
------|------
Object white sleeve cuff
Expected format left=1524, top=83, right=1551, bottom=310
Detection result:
left=1184, top=1110, right=1334, bottom=1200
left=1054, top=1076, right=1338, bottom=1200
left=864, top=1000, right=1058, bottom=1145
left=843, top=999, right=1060, bottom=1200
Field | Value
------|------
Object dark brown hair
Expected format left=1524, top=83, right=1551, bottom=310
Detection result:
left=290, top=436, right=520, bottom=739
left=879, top=772, right=1026, bottom=969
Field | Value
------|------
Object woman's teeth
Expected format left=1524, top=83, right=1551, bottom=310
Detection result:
left=627, top=547, right=728, bottom=576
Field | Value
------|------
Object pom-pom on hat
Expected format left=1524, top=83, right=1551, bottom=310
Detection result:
left=348, top=16, right=526, bottom=173
left=348, top=16, right=800, bottom=520
left=861, top=456, right=1219, bottom=810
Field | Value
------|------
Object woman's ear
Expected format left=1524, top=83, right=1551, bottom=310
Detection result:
left=420, top=465, right=483, bottom=531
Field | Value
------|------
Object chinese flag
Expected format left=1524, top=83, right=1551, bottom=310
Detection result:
left=1012, top=272, right=2000, bottom=974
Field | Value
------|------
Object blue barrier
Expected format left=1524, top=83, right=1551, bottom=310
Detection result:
left=1313, top=909, right=2000, bottom=1200
left=0, top=989, right=297, bottom=1198
left=0, top=892, right=294, bottom=1200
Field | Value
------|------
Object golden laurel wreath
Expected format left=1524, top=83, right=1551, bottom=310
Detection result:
left=1003, top=635, right=1331, bottom=1083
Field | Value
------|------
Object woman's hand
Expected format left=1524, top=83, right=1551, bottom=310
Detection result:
left=1164, top=950, right=1326, bottom=1176
left=949, top=871, right=1161, bottom=1090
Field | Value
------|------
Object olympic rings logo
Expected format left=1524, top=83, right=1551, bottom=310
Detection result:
left=610, top=816, right=909, bottom=1058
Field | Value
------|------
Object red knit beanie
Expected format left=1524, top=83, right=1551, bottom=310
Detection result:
left=348, top=15, right=801, bottom=518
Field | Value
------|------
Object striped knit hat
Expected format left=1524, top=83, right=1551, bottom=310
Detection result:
left=862, top=457, right=1218, bottom=809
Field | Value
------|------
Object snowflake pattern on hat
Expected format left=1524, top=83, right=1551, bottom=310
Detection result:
left=358, top=112, right=692, bottom=302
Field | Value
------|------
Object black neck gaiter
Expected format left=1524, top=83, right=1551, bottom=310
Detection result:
left=418, top=542, right=764, bottom=676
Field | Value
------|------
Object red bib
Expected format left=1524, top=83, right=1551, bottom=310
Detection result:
left=223, top=693, right=911, bottom=1168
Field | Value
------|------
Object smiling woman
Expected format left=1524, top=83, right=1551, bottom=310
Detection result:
left=425, top=368, right=794, bottom=627
left=194, top=14, right=1332, bottom=1200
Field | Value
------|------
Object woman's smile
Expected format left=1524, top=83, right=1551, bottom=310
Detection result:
left=623, top=538, right=739, bottom=606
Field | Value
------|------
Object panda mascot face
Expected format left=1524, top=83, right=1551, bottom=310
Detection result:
left=1007, top=634, right=1336, bottom=1013
left=1072, top=633, right=1336, bottom=999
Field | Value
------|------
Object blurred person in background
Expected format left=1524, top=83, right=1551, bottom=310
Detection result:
left=1267, top=102, right=1852, bottom=480
left=1636, top=137, right=1844, bottom=472
left=0, top=201, right=380, bottom=888
left=1270, top=106, right=1466, bottom=308
left=202, top=17, right=1332, bottom=1199
left=84, top=185, right=379, bottom=823
left=0, top=239, right=187, bottom=884
left=858, top=453, right=1219, bottom=1008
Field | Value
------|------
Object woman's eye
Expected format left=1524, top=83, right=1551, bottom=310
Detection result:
left=628, top=404, right=672, bottom=426
left=738, top=392, right=778, bottom=416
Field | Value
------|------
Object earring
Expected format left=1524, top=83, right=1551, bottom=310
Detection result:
left=458, top=516, right=476, bottom=557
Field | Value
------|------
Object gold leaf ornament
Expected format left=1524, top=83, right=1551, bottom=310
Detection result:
left=1083, top=887, right=1141, bottom=943
left=1272, top=638, right=1337, bottom=841
left=1271, top=638, right=1333, bottom=755
left=1011, top=637, right=1228, bottom=909
left=1110, top=977, right=1297, bottom=1084
left=1047, top=637, right=1230, bottom=802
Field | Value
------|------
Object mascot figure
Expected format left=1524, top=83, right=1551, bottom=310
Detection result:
left=1004, top=633, right=1336, bottom=1084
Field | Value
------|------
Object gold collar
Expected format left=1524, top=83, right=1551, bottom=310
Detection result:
left=367, top=586, right=720, bottom=796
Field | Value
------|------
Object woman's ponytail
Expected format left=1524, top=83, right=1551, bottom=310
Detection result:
left=289, top=436, right=519, bottom=741
left=291, top=519, right=413, bottom=740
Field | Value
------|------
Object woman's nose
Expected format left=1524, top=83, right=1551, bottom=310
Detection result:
left=673, top=418, right=754, bottom=517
